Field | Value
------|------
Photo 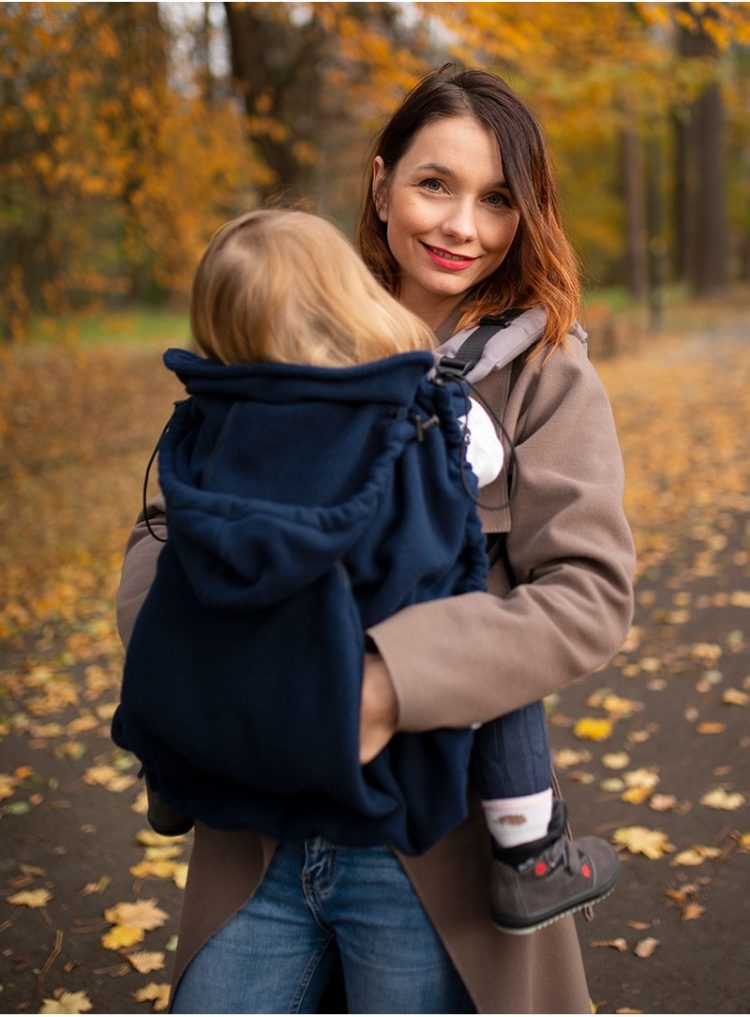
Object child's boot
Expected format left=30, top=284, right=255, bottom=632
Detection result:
left=144, top=772, right=194, bottom=837
left=490, top=800, right=619, bottom=934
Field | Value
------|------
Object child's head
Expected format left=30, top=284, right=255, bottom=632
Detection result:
left=190, top=209, right=434, bottom=367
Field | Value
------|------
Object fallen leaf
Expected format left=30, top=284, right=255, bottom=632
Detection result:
left=612, top=826, right=675, bottom=859
left=104, top=899, right=168, bottom=931
left=697, top=722, right=726, bottom=734
left=672, top=846, right=721, bottom=866
left=130, top=860, right=180, bottom=880
left=602, top=752, right=630, bottom=770
left=601, top=694, right=643, bottom=717
left=80, top=876, right=111, bottom=896
left=621, top=787, right=652, bottom=805
left=0, top=773, right=17, bottom=800
left=723, top=687, right=749, bottom=706
left=569, top=770, right=596, bottom=785
left=573, top=717, right=613, bottom=742
left=172, top=863, right=188, bottom=889
left=136, top=829, right=186, bottom=847
left=600, top=777, right=626, bottom=793
left=553, top=747, right=592, bottom=769
left=132, top=788, right=149, bottom=815
left=623, top=768, right=660, bottom=789
left=133, top=982, right=170, bottom=1012
left=127, top=950, right=165, bottom=974
left=649, top=794, right=678, bottom=812
left=682, top=902, right=705, bottom=921
left=7, top=888, right=52, bottom=908
left=39, top=990, right=93, bottom=1014
left=144, top=845, right=183, bottom=862
left=700, top=788, right=745, bottom=811
left=101, top=924, right=145, bottom=951
left=626, top=921, right=651, bottom=930
left=591, top=937, right=627, bottom=950
left=633, top=936, right=660, bottom=958
left=728, top=591, right=750, bottom=608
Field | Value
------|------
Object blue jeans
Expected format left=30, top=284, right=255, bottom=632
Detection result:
left=173, top=838, right=475, bottom=1014
left=473, top=699, right=551, bottom=800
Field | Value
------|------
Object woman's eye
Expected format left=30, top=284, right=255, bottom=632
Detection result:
left=485, top=192, right=510, bottom=208
left=420, top=178, right=445, bottom=193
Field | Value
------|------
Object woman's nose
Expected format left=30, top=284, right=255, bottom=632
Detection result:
left=441, top=200, right=477, bottom=243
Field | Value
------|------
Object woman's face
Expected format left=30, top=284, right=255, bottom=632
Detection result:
left=373, top=115, right=520, bottom=330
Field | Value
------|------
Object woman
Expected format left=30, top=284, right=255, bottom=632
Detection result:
left=116, top=65, right=634, bottom=1013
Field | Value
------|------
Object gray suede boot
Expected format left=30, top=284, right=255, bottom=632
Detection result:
left=490, top=804, right=620, bottom=935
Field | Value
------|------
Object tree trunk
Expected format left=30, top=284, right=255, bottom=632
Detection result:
left=621, top=129, right=649, bottom=301
left=674, top=7, right=729, bottom=296
left=224, top=3, right=325, bottom=202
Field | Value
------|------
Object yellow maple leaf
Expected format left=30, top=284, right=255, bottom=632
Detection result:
left=144, top=845, right=183, bottom=862
left=573, top=717, right=613, bottom=742
left=671, top=846, right=720, bottom=866
left=127, top=950, right=165, bottom=974
left=621, top=787, right=652, bottom=805
left=101, top=924, right=145, bottom=950
left=700, top=788, right=745, bottom=811
left=7, top=887, right=52, bottom=908
left=133, top=982, right=171, bottom=1012
left=130, top=860, right=178, bottom=880
left=612, top=826, right=675, bottom=859
left=728, top=591, right=750, bottom=608
left=722, top=687, right=749, bottom=707
left=39, top=990, right=93, bottom=1014
left=104, top=898, right=168, bottom=931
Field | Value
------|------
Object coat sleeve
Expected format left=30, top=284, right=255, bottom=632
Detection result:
left=116, top=493, right=167, bottom=648
left=367, top=341, right=636, bottom=732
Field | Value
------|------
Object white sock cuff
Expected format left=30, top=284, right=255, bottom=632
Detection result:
left=482, top=787, right=553, bottom=849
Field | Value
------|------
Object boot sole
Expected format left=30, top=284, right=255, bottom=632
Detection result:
left=491, top=883, right=618, bottom=936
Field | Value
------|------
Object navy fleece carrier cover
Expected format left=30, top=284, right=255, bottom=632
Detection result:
left=113, top=348, right=489, bottom=854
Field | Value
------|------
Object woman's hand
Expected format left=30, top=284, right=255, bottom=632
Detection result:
left=359, top=652, right=399, bottom=764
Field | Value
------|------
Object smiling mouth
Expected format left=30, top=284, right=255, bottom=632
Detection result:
left=421, top=243, right=479, bottom=270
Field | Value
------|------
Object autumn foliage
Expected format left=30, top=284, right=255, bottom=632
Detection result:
left=2, top=1, right=750, bottom=342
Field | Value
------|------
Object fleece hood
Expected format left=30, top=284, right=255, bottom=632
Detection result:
left=159, top=347, right=466, bottom=614
left=116, top=346, right=489, bottom=854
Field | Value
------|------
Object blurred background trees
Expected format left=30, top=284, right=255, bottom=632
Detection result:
left=2, top=0, right=749, bottom=342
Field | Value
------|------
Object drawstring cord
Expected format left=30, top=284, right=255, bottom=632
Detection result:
left=433, top=373, right=520, bottom=513
left=142, top=420, right=170, bottom=543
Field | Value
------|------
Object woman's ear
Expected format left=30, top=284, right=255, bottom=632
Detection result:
left=372, top=157, right=388, bottom=223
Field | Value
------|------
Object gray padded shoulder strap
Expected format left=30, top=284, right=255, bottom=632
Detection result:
left=433, top=307, right=547, bottom=384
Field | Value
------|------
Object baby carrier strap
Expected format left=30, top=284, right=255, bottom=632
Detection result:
left=435, top=309, right=526, bottom=379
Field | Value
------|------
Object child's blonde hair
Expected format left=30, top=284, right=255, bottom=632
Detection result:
left=191, top=209, right=434, bottom=367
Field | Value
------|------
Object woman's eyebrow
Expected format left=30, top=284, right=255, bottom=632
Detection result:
left=415, top=162, right=508, bottom=188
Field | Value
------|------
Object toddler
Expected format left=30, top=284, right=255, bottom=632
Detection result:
left=114, top=209, right=618, bottom=935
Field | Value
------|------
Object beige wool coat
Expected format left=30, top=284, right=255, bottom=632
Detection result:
left=116, top=333, right=635, bottom=1014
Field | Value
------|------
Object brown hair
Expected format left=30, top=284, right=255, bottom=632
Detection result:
left=356, top=65, right=580, bottom=351
left=191, top=209, right=434, bottom=368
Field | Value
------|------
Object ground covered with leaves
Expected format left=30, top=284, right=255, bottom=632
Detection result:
left=1, top=312, right=748, bottom=1014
